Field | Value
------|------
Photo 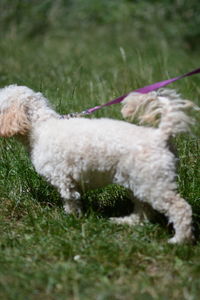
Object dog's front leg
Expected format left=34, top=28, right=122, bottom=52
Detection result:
left=63, top=195, right=82, bottom=216
left=59, top=185, right=82, bottom=216
left=50, top=176, right=82, bottom=215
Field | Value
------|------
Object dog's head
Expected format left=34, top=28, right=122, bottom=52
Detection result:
left=0, top=85, right=32, bottom=137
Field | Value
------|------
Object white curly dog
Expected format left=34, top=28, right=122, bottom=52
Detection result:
left=0, top=85, right=199, bottom=243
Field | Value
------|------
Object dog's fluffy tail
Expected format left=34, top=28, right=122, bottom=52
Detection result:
left=121, top=88, right=199, bottom=138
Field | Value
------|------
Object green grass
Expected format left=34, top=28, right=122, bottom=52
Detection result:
left=0, top=22, right=200, bottom=299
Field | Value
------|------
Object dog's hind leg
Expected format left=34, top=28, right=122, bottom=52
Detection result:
left=110, top=213, right=141, bottom=226
left=111, top=189, right=193, bottom=243
left=147, top=191, right=193, bottom=243
left=164, top=194, right=193, bottom=244
left=110, top=199, right=154, bottom=225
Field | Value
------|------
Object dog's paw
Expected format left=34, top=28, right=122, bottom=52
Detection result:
left=63, top=203, right=82, bottom=217
left=168, top=237, right=178, bottom=244
left=168, top=234, right=195, bottom=244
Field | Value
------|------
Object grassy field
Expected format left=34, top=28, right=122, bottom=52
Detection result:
left=0, top=15, right=200, bottom=300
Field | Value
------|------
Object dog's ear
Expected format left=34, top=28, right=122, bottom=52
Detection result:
left=0, top=102, right=30, bottom=137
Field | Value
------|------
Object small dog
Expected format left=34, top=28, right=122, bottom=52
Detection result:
left=0, top=85, right=199, bottom=243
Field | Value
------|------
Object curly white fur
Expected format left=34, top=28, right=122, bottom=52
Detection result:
left=0, top=85, right=198, bottom=244
left=121, top=89, right=199, bottom=136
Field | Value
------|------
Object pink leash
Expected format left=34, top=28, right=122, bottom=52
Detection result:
left=82, top=67, right=200, bottom=115
left=61, top=67, right=200, bottom=119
